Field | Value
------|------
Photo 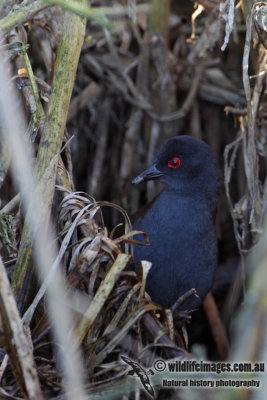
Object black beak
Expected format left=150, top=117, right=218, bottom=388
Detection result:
left=132, top=164, right=163, bottom=185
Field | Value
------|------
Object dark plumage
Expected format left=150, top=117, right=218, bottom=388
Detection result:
left=132, top=135, right=221, bottom=310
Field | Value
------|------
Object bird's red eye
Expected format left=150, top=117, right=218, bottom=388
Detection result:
left=168, top=157, right=181, bottom=169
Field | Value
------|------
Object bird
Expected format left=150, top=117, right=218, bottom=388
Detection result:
left=121, top=355, right=154, bottom=397
left=132, top=135, right=221, bottom=310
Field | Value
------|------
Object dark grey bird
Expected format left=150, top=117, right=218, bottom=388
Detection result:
left=132, top=135, right=221, bottom=310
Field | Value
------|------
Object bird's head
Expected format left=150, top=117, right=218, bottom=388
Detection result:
left=132, top=135, right=221, bottom=201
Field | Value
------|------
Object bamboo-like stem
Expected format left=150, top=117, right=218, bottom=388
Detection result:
left=0, top=0, right=48, bottom=32
left=21, top=43, right=44, bottom=140
left=0, top=255, right=43, bottom=399
left=242, top=5, right=262, bottom=241
left=12, top=6, right=86, bottom=312
left=74, top=254, right=132, bottom=346
left=148, top=0, right=170, bottom=44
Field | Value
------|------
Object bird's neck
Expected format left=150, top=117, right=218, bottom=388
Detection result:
left=162, top=184, right=216, bottom=213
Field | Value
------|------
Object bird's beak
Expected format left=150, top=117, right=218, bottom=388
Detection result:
left=132, top=164, right=163, bottom=184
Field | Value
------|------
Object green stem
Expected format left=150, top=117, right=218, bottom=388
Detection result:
left=21, top=43, right=44, bottom=140
left=0, top=0, right=48, bottom=32
left=12, top=6, right=86, bottom=313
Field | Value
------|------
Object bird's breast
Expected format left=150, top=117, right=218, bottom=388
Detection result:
left=133, top=193, right=217, bottom=309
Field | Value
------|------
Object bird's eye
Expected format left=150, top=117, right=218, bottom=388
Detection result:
left=168, top=157, right=181, bottom=169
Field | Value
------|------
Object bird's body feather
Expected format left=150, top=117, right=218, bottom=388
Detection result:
left=134, top=191, right=217, bottom=309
